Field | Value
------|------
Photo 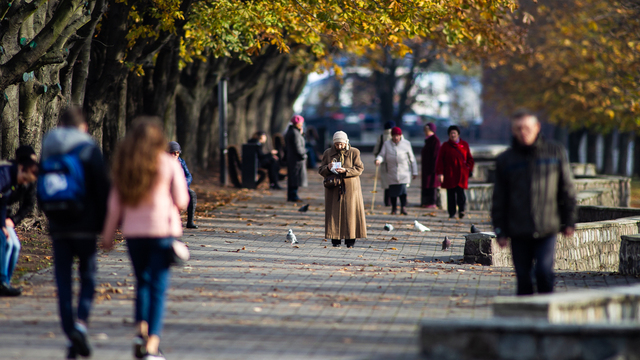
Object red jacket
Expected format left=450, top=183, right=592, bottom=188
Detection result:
left=436, top=139, right=474, bottom=189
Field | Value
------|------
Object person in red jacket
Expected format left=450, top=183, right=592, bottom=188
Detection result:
left=436, top=125, right=474, bottom=219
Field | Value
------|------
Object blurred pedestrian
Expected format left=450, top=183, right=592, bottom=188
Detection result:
left=168, top=141, right=199, bottom=228
left=284, top=115, right=308, bottom=202
left=436, top=125, right=474, bottom=219
left=0, top=146, right=37, bottom=297
left=421, top=123, right=441, bottom=208
left=373, top=121, right=395, bottom=206
left=319, top=131, right=367, bottom=248
left=102, top=117, right=189, bottom=360
left=493, top=110, right=576, bottom=295
left=375, top=127, right=418, bottom=215
left=0, top=146, right=39, bottom=297
left=40, top=108, right=110, bottom=358
left=305, top=125, right=320, bottom=168
left=248, top=131, right=283, bottom=190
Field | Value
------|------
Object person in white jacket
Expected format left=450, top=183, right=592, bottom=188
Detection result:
left=375, top=127, right=418, bottom=215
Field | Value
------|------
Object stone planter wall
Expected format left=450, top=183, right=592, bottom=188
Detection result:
left=464, top=217, right=640, bottom=272
left=578, top=206, right=640, bottom=223
left=620, top=235, right=640, bottom=275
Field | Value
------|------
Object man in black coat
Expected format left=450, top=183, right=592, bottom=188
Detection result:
left=284, top=115, right=308, bottom=202
left=248, top=131, right=282, bottom=190
left=492, top=109, right=576, bottom=295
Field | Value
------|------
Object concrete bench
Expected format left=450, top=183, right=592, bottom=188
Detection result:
left=420, top=318, right=640, bottom=360
left=492, top=284, right=640, bottom=324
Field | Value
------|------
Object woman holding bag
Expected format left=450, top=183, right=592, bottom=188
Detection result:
left=319, top=131, right=367, bottom=248
left=102, top=117, right=189, bottom=360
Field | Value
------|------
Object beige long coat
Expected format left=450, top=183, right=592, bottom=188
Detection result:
left=319, top=146, right=368, bottom=240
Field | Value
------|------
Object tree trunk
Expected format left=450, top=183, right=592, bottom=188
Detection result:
left=603, top=131, right=616, bottom=175
left=567, top=129, right=584, bottom=163
left=1, top=86, right=20, bottom=159
left=586, top=132, right=598, bottom=165
left=617, top=132, right=632, bottom=176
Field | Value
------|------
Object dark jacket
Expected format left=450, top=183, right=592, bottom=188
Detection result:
left=492, top=136, right=577, bottom=239
left=421, top=135, right=441, bottom=189
left=284, top=125, right=308, bottom=188
left=7, top=180, right=36, bottom=226
left=41, top=128, right=110, bottom=238
left=247, top=138, right=271, bottom=166
left=178, top=157, right=192, bottom=187
left=0, top=163, right=18, bottom=228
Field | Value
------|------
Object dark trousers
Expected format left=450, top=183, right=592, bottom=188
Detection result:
left=383, top=189, right=390, bottom=206
left=421, top=188, right=438, bottom=207
left=446, top=187, right=466, bottom=217
left=187, top=188, right=197, bottom=224
left=287, top=186, right=299, bottom=201
left=390, top=195, right=407, bottom=211
left=511, top=235, right=556, bottom=295
left=127, top=237, right=172, bottom=337
left=52, top=237, right=97, bottom=338
left=260, top=158, right=280, bottom=186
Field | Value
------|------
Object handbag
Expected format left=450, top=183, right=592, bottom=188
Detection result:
left=169, top=240, right=190, bottom=266
left=323, top=174, right=342, bottom=189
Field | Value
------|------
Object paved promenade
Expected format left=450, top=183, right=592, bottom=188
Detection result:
left=1, top=154, right=639, bottom=359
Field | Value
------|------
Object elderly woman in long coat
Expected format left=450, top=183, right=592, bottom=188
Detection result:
left=318, top=131, right=367, bottom=248
left=375, top=127, right=418, bottom=215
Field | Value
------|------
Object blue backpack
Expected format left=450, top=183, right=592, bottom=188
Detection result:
left=37, top=145, right=89, bottom=221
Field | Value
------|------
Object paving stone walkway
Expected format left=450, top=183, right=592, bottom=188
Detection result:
left=1, top=154, right=639, bottom=359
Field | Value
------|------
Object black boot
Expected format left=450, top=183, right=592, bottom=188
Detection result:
left=331, top=239, right=341, bottom=247
left=345, top=239, right=356, bottom=248
left=187, top=189, right=198, bottom=229
left=0, top=282, right=21, bottom=297
left=400, top=206, right=407, bottom=215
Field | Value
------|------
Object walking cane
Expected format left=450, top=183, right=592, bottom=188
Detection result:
left=371, top=164, right=379, bottom=212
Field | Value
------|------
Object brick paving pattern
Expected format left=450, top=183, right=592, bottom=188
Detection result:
left=1, top=154, right=638, bottom=359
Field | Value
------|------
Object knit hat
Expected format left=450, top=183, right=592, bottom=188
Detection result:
left=384, top=121, right=396, bottom=130
left=426, top=122, right=436, bottom=133
left=333, top=131, right=349, bottom=144
left=290, top=115, right=304, bottom=126
left=15, top=145, right=38, bottom=167
left=447, top=125, right=460, bottom=135
left=168, top=141, right=181, bottom=153
left=391, top=127, right=402, bottom=136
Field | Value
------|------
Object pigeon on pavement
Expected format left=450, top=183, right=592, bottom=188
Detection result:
left=470, top=224, right=480, bottom=233
left=414, top=220, right=430, bottom=232
left=384, top=224, right=394, bottom=231
left=286, top=229, right=298, bottom=244
left=442, top=236, right=451, bottom=251
left=298, top=204, right=310, bottom=212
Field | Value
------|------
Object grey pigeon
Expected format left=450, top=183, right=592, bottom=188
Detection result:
left=287, top=229, right=298, bottom=244
left=383, top=223, right=394, bottom=231
left=441, top=236, right=451, bottom=251
left=298, top=204, right=310, bottom=212
left=470, top=224, right=480, bottom=233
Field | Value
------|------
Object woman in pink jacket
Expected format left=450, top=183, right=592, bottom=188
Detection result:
left=102, top=117, right=189, bottom=360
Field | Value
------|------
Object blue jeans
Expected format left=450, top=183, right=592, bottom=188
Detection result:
left=52, top=237, right=97, bottom=337
left=510, top=234, right=556, bottom=295
left=2, top=228, right=21, bottom=282
left=127, top=237, right=173, bottom=337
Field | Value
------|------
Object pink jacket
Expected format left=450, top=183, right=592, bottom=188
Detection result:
left=103, top=153, right=190, bottom=239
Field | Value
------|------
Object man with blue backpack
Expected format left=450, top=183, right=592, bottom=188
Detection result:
left=39, top=108, right=110, bottom=359
left=0, top=145, right=39, bottom=297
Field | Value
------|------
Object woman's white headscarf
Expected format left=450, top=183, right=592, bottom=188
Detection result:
left=332, top=131, right=350, bottom=150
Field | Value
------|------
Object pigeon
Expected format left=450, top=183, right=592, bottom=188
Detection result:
left=298, top=204, right=310, bottom=212
left=383, top=223, right=394, bottom=231
left=414, top=220, right=430, bottom=232
left=286, top=229, right=298, bottom=244
left=442, top=236, right=451, bottom=251
left=470, top=224, right=480, bottom=233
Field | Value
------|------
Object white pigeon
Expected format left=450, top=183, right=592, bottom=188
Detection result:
left=384, top=224, right=394, bottom=231
left=414, top=220, right=430, bottom=232
left=287, top=229, right=298, bottom=244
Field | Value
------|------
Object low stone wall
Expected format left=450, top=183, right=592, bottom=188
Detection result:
left=420, top=318, right=640, bottom=360
left=444, top=175, right=631, bottom=212
left=464, top=216, right=640, bottom=272
left=578, top=206, right=640, bottom=223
